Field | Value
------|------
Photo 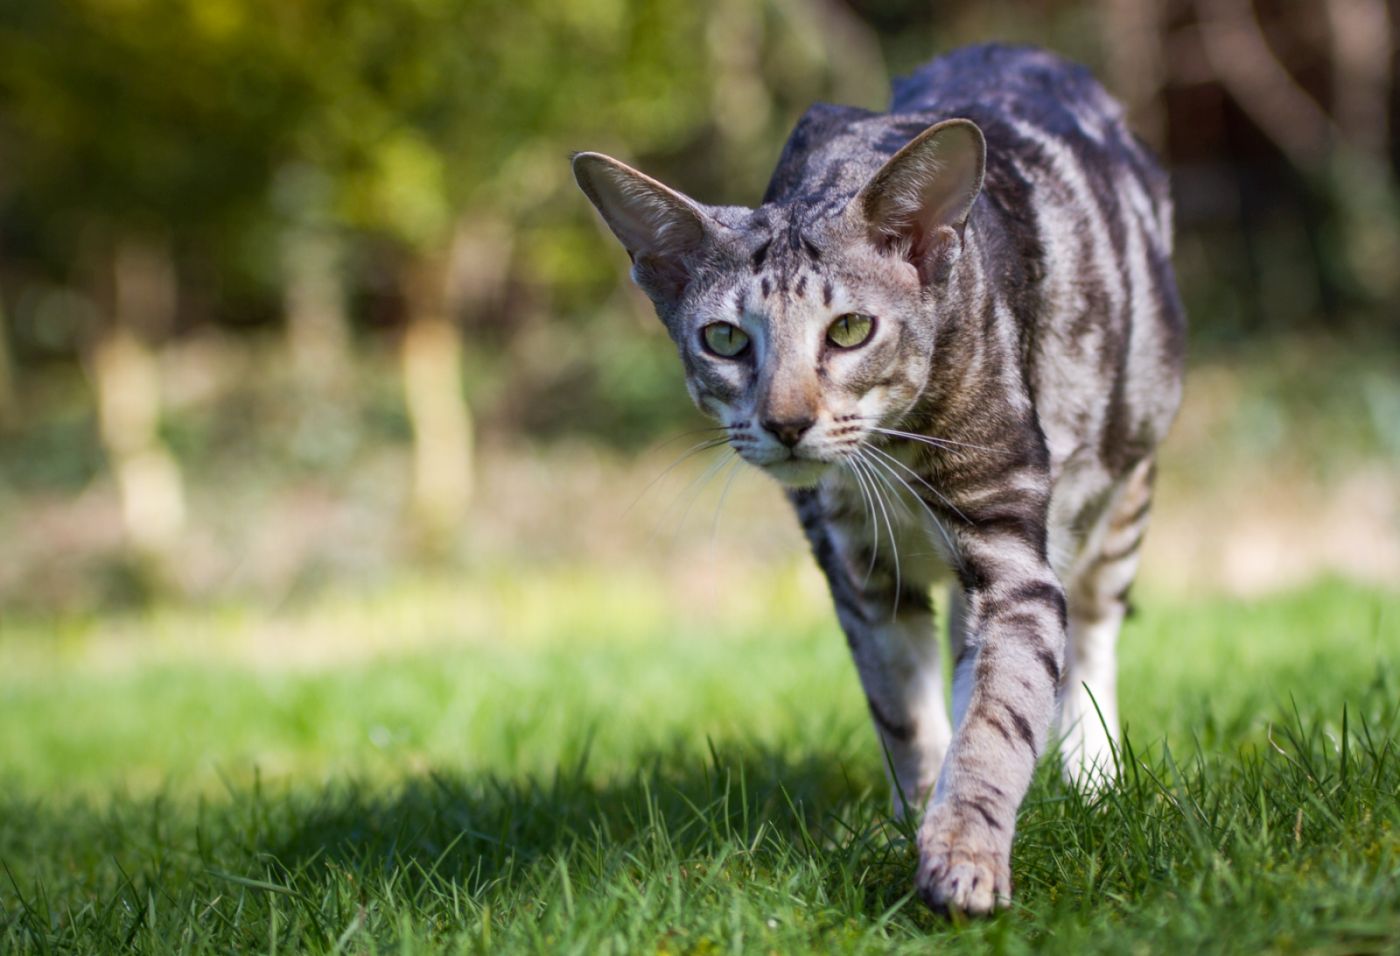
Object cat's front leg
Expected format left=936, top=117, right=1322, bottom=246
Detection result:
left=915, top=510, right=1066, bottom=914
left=789, top=488, right=951, bottom=813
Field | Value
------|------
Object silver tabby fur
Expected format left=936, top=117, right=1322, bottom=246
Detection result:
left=572, top=43, right=1185, bottom=914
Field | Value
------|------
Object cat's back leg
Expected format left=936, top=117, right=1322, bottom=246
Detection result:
left=1057, top=454, right=1156, bottom=786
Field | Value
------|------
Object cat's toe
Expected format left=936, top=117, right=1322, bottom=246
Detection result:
left=915, top=804, right=1012, bottom=916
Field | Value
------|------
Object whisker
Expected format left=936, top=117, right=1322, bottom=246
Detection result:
left=870, top=426, right=998, bottom=454
left=863, top=443, right=972, bottom=526
left=623, top=437, right=730, bottom=518
left=844, top=455, right=881, bottom=581
left=709, top=454, right=745, bottom=543
left=646, top=425, right=730, bottom=451
left=671, top=449, right=739, bottom=536
left=860, top=444, right=960, bottom=560
left=858, top=448, right=914, bottom=522
left=853, top=451, right=901, bottom=615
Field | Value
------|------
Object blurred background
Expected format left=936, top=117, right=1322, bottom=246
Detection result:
left=0, top=0, right=1397, bottom=621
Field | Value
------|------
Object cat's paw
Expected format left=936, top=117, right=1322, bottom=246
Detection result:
left=915, top=800, right=1012, bottom=915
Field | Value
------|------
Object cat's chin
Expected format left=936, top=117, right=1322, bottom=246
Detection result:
left=761, top=458, right=833, bottom=488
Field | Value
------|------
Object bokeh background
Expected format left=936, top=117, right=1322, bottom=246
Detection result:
left=0, top=0, right=1396, bottom=617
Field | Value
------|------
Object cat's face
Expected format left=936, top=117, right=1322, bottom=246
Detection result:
left=573, top=120, right=984, bottom=488
left=664, top=213, right=935, bottom=487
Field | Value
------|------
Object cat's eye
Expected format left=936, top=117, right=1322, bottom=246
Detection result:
left=827, top=313, right=875, bottom=349
left=701, top=322, right=751, bottom=358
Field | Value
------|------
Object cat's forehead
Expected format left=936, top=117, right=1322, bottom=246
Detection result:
left=697, top=204, right=908, bottom=324
left=714, top=206, right=845, bottom=315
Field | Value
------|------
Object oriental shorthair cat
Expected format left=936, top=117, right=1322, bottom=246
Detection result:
left=572, top=43, right=1185, bottom=914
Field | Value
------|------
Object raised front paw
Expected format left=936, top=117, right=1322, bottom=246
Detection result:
left=915, top=799, right=1013, bottom=915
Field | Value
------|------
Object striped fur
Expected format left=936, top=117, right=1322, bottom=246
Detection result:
left=573, top=43, right=1185, bottom=915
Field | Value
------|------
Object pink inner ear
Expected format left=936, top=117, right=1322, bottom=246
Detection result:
left=862, top=121, right=983, bottom=228
left=913, top=225, right=962, bottom=285
left=579, top=157, right=706, bottom=264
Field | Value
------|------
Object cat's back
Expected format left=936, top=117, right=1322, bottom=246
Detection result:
left=891, top=44, right=1128, bottom=145
left=767, top=44, right=1171, bottom=242
left=768, top=43, right=1185, bottom=484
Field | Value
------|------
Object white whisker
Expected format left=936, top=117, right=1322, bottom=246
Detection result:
left=844, top=455, right=881, bottom=581
left=672, top=449, right=739, bottom=534
left=870, top=426, right=998, bottom=454
left=853, top=451, right=901, bottom=614
left=860, top=443, right=960, bottom=560
left=624, top=437, right=731, bottom=518
left=863, top=442, right=972, bottom=526
left=709, top=454, right=745, bottom=543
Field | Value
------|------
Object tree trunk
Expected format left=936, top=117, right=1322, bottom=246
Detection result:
left=399, top=247, right=473, bottom=550
left=1194, top=0, right=1400, bottom=300
left=283, top=226, right=351, bottom=390
left=1102, top=0, right=1168, bottom=149
left=91, top=236, right=186, bottom=567
left=0, top=296, right=16, bottom=429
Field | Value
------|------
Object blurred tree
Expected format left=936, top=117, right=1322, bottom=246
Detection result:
left=274, top=166, right=353, bottom=393
left=0, top=298, right=15, bottom=429
left=0, top=0, right=315, bottom=574
left=286, top=0, right=741, bottom=544
left=1192, top=0, right=1399, bottom=307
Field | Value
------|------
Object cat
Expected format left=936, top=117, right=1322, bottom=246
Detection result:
left=572, top=43, right=1185, bottom=915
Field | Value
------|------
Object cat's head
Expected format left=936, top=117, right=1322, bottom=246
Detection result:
left=573, top=119, right=984, bottom=488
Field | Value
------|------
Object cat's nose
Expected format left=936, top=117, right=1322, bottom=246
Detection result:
left=761, top=415, right=815, bottom=447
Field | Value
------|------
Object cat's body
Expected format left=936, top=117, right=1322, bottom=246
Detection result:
left=573, top=43, right=1184, bottom=914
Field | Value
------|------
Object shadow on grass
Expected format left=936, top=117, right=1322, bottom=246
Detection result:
left=258, top=740, right=921, bottom=917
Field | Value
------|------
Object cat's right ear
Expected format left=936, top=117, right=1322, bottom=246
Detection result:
left=572, top=152, right=714, bottom=303
left=851, top=118, right=985, bottom=285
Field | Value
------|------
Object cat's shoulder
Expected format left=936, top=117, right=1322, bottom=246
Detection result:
left=762, top=103, right=882, bottom=206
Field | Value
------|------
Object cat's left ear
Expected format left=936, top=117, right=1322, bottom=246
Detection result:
left=852, top=118, right=985, bottom=284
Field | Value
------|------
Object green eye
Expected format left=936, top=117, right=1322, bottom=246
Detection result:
left=827, top=313, right=875, bottom=349
left=701, top=322, right=750, bottom=358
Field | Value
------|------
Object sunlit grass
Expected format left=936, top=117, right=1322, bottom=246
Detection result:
left=1, top=574, right=1396, bottom=952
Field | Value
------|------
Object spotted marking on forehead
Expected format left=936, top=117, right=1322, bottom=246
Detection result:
left=750, top=239, right=772, bottom=272
left=747, top=211, right=832, bottom=305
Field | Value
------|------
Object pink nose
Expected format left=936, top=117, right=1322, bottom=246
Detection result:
left=761, top=415, right=815, bottom=447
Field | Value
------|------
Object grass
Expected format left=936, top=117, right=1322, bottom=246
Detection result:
left=1, top=571, right=1397, bottom=953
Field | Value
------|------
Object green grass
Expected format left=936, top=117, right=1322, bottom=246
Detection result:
left=1, top=572, right=1397, bottom=953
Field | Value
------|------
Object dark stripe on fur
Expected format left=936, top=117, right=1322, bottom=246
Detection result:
left=750, top=239, right=772, bottom=271
left=1004, top=705, right=1037, bottom=754
left=1001, top=580, right=1068, bottom=630
left=957, top=797, right=1003, bottom=831
left=1098, top=532, right=1145, bottom=564
left=868, top=697, right=915, bottom=741
left=985, top=714, right=1014, bottom=746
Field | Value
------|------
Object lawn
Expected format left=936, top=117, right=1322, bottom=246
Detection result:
left=1, top=570, right=1397, bottom=953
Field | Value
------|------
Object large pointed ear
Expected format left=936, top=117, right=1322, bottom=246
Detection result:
left=853, top=119, right=985, bottom=284
left=572, top=151, right=715, bottom=302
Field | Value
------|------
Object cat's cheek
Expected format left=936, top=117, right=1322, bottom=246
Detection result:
left=854, top=385, right=891, bottom=425
left=693, top=388, right=729, bottom=420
